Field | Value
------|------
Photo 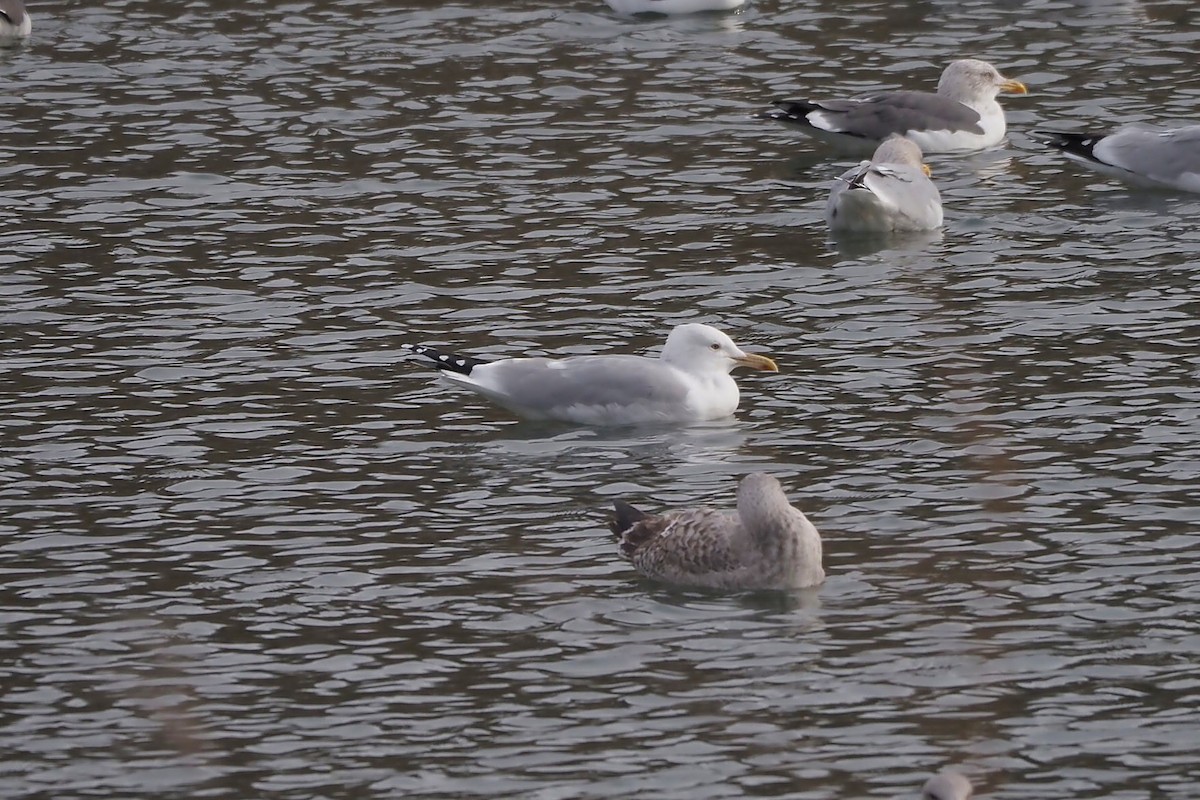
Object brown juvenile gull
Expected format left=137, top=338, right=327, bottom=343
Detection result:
left=401, top=323, right=777, bottom=426
left=826, top=135, right=943, bottom=233
left=1034, top=123, right=1200, bottom=193
left=921, top=771, right=973, bottom=800
left=610, top=473, right=824, bottom=590
left=0, top=0, right=31, bottom=39
left=759, top=59, right=1028, bottom=154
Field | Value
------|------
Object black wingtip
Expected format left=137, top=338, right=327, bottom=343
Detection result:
left=758, top=99, right=817, bottom=123
left=1031, top=128, right=1102, bottom=160
left=400, top=344, right=487, bottom=376
left=610, top=500, right=646, bottom=536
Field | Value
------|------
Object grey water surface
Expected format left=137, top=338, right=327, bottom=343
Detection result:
left=2, top=0, right=1199, bottom=798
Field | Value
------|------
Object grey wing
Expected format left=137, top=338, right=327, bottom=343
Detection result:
left=862, top=164, right=943, bottom=225
left=1099, top=125, right=1200, bottom=182
left=820, top=91, right=984, bottom=138
left=483, top=355, right=689, bottom=416
left=630, top=509, right=750, bottom=585
left=829, top=161, right=943, bottom=229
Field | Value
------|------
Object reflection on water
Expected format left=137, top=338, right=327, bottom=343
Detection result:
left=3, top=0, right=1200, bottom=798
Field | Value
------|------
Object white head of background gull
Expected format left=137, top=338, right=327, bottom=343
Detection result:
left=759, top=58, right=1028, bottom=154
left=826, top=135, right=944, bottom=233
left=0, top=0, right=31, bottom=39
left=1033, top=123, right=1200, bottom=193
left=604, top=0, right=745, bottom=14
left=610, top=473, right=824, bottom=591
left=400, top=322, right=778, bottom=426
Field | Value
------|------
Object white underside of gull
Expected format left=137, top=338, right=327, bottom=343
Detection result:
left=440, top=356, right=737, bottom=426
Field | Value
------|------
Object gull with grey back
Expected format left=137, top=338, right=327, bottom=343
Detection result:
left=610, top=473, right=824, bottom=591
left=760, top=59, right=1027, bottom=154
left=826, top=135, right=943, bottom=233
left=400, top=323, right=778, bottom=426
left=1034, top=123, right=1200, bottom=193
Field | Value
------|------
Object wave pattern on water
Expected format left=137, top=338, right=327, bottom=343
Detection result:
left=2, top=0, right=1200, bottom=798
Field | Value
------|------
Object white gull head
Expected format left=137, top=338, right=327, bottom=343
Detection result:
left=659, top=323, right=778, bottom=377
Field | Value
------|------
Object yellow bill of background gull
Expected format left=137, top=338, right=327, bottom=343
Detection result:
left=759, top=59, right=1027, bottom=154
left=1034, top=124, right=1200, bottom=193
left=610, top=473, right=824, bottom=591
left=825, top=135, right=944, bottom=233
left=401, top=323, right=777, bottom=426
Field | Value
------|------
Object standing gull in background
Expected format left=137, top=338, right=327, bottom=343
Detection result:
left=604, top=0, right=745, bottom=14
left=400, top=323, right=777, bottom=426
left=1033, top=123, right=1200, bottom=193
left=610, top=473, right=824, bottom=591
left=759, top=59, right=1027, bottom=154
left=921, top=771, right=974, bottom=800
left=0, top=0, right=31, bottom=39
left=825, top=135, right=943, bottom=233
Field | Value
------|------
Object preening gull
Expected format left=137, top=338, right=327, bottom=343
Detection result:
left=1033, top=124, right=1200, bottom=193
left=604, top=0, right=745, bottom=14
left=610, top=473, right=824, bottom=590
left=401, top=323, right=777, bottom=426
left=922, top=771, right=973, bottom=800
left=0, top=0, right=31, bottom=39
left=759, top=59, right=1028, bottom=154
left=825, top=135, right=943, bottom=233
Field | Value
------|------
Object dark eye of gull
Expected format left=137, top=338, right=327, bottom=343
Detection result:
left=709, top=343, right=721, bottom=350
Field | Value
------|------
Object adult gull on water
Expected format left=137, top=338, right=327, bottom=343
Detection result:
left=1034, top=123, right=1200, bottom=193
left=826, top=135, right=943, bottom=233
left=401, top=323, right=778, bottom=426
left=759, top=59, right=1027, bottom=154
left=610, top=473, right=824, bottom=590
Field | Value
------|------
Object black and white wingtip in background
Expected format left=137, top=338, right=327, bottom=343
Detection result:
left=400, top=343, right=488, bottom=376
left=1031, top=129, right=1103, bottom=163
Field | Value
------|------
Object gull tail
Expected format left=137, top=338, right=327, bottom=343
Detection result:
left=401, top=344, right=488, bottom=376
left=611, top=501, right=672, bottom=560
left=1032, top=129, right=1103, bottom=163
left=610, top=501, right=647, bottom=537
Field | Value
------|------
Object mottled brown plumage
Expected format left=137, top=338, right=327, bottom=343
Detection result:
left=610, top=474, right=824, bottom=591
